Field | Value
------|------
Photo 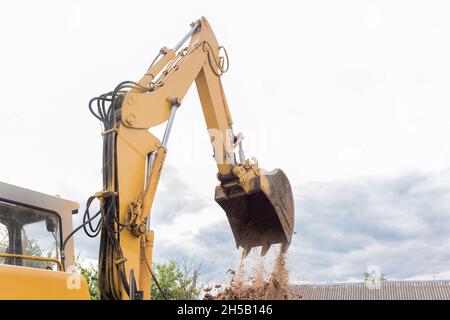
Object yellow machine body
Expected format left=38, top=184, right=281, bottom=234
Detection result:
left=0, top=17, right=294, bottom=300
left=0, top=264, right=90, bottom=300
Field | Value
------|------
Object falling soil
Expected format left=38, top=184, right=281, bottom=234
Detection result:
left=204, top=244, right=293, bottom=300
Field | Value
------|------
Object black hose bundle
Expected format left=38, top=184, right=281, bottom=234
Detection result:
left=62, top=52, right=164, bottom=299
left=62, top=81, right=146, bottom=299
left=89, top=81, right=133, bottom=300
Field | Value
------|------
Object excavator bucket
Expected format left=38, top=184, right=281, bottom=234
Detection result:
left=215, top=169, right=294, bottom=256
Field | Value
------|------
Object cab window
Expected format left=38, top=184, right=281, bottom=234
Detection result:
left=0, top=200, right=61, bottom=270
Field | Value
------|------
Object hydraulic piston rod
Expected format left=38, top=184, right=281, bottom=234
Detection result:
left=173, top=20, right=201, bottom=52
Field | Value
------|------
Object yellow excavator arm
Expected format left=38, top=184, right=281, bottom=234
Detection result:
left=85, top=17, right=294, bottom=300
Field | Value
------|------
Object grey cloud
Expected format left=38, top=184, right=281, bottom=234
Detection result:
left=291, top=169, right=450, bottom=282
left=150, top=223, right=240, bottom=285
left=150, top=165, right=210, bottom=224
left=154, top=220, right=241, bottom=283
left=68, top=165, right=211, bottom=261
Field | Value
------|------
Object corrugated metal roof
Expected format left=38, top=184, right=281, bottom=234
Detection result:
left=291, top=280, right=450, bottom=300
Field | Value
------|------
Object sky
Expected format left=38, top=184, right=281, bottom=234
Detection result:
left=1, top=0, right=450, bottom=284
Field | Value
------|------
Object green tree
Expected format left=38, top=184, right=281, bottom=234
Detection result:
left=23, top=238, right=47, bottom=269
left=151, top=258, right=201, bottom=300
left=0, top=223, right=57, bottom=269
left=76, top=255, right=99, bottom=300
left=73, top=256, right=201, bottom=300
left=364, top=271, right=386, bottom=282
left=0, top=233, right=51, bottom=269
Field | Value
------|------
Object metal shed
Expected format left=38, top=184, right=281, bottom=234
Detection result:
left=292, top=280, right=450, bottom=300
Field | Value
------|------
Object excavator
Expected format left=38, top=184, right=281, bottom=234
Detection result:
left=0, top=17, right=294, bottom=300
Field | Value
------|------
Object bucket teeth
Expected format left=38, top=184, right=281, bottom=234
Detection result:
left=261, top=244, right=271, bottom=257
left=241, top=247, right=251, bottom=259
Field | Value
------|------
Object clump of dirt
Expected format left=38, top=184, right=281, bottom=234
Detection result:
left=264, top=246, right=290, bottom=299
left=204, top=244, right=292, bottom=300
